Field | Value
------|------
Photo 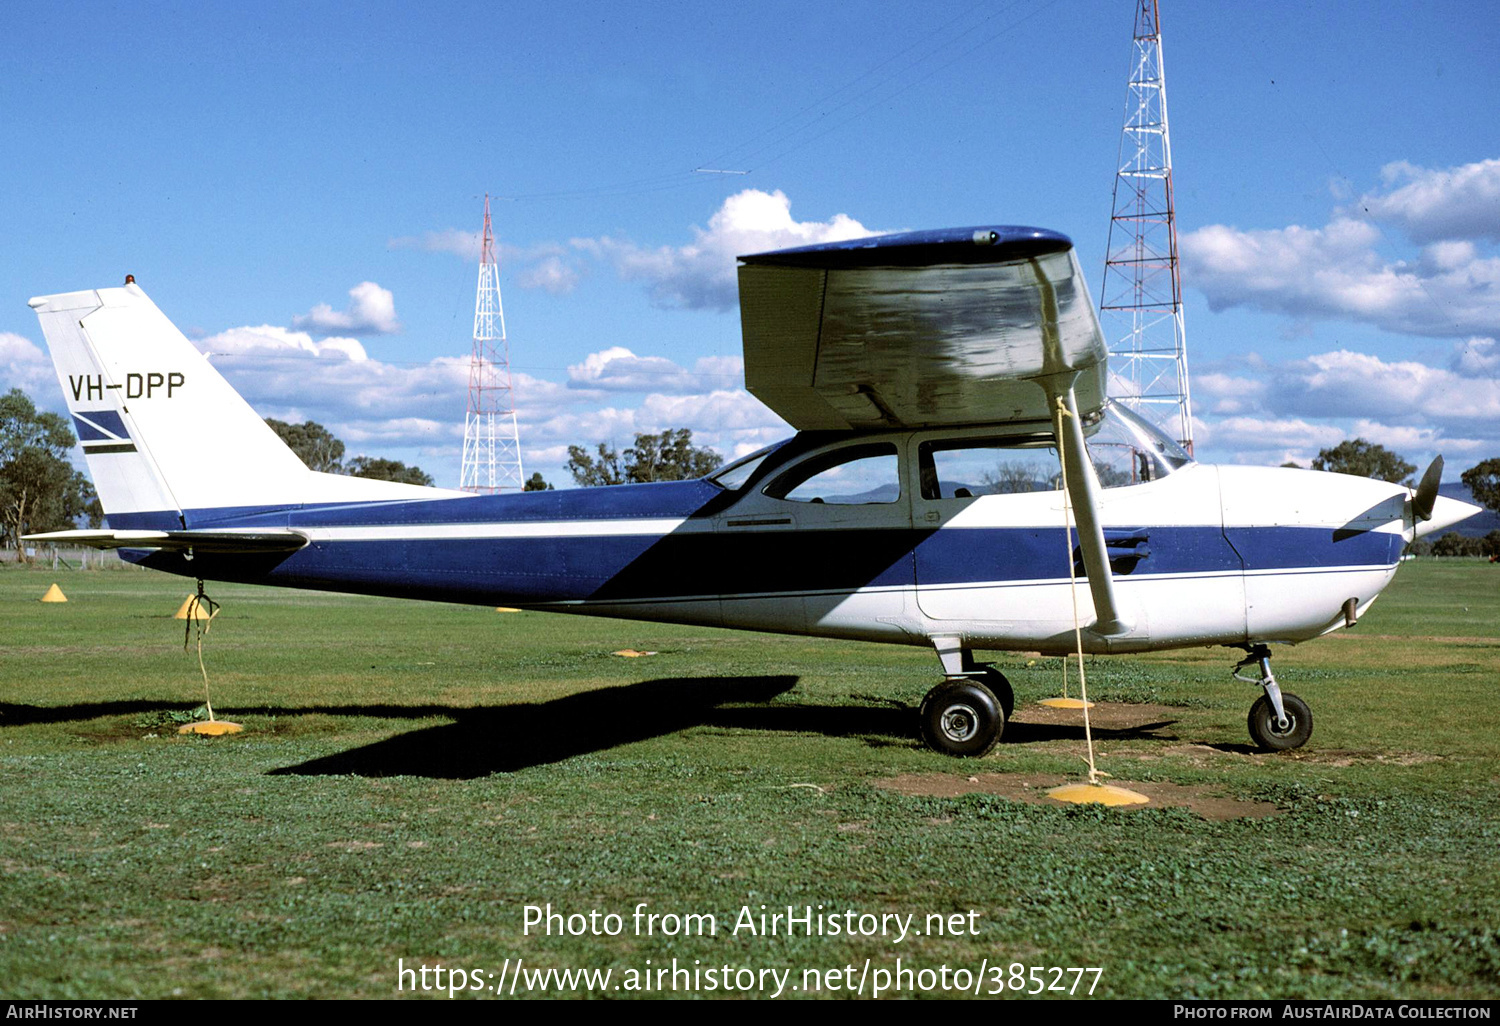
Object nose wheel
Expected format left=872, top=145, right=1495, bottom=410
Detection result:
left=1247, top=692, right=1312, bottom=751
left=1234, top=645, right=1313, bottom=751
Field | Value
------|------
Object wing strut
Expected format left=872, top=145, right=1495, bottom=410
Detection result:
left=1022, top=250, right=1129, bottom=638
left=1050, top=388, right=1129, bottom=636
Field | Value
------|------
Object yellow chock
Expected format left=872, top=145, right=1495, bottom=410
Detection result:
left=178, top=720, right=244, bottom=736
left=611, top=649, right=658, bottom=658
left=174, top=595, right=214, bottom=620
left=40, top=583, right=68, bottom=603
left=1047, top=782, right=1150, bottom=807
left=495, top=607, right=521, bottom=613
left=1038, top=697, right=1094, bottom=709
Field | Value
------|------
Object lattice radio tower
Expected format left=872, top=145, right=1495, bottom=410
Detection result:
left=1099, top=0, right=1194, bottom=453
left=459, top=195, right=525, bottom=492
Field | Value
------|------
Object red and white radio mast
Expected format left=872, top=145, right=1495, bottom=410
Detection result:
left=459, top=195, right=525, bottom=492
left=1100, top=0, right=1194, bottom=454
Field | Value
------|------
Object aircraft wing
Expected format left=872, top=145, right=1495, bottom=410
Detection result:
left=22, top=528, right=309, bottom=554
left=737, top=226, right=1106, bottom=430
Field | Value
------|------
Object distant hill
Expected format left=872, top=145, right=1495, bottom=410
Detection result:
left=1438, top=481, right=1499, bottom=537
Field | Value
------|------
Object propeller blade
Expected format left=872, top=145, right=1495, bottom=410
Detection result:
left=1412, top=455, right=1443, bottom=522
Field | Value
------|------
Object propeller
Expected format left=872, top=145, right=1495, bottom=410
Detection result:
left=1412, top=455, right=1443, bottom=522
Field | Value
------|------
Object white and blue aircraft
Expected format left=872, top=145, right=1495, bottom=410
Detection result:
left=24, top=227, right=1479, bottom=757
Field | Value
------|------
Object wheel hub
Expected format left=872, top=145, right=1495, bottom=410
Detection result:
left=940, top=703, right=979, bottom=743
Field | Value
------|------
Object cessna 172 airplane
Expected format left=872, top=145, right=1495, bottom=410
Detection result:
left=25, top=226, right=1479, bottom=757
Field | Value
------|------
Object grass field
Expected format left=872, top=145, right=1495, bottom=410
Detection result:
left=1, top=560, right=1497, bottom=999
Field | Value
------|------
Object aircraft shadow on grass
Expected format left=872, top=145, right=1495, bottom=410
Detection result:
left=272, top=675, right=805, bottom=778
left=0, top=677, right=1179, bottom=779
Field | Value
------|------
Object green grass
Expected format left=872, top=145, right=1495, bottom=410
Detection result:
left=1, top=561, right=1497, bottom=999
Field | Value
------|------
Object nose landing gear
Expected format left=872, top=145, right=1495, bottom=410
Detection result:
left=1234, top=644, right=1313, bottom=751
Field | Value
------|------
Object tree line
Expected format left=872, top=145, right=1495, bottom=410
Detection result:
left=566, top=428, right=723, bottom=486
left=263, top=418, right=434, bottom=486
left=0, top=389, right=101, bottom=552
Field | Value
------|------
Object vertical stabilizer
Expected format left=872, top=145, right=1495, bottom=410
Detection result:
left=29, top=283, right=457, bottom=527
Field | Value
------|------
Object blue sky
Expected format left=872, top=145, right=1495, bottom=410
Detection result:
left=3, top=0, right=1498, bottom=486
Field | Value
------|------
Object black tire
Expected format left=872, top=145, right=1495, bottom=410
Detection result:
left=1247, top=692, right=1313, bottom=751
left=977, top=666, right=1015, bottom=721
left=919, top=680, right=1003, bottom=757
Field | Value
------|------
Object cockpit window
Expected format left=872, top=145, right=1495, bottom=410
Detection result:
left=764, top=443, right=900, bottom=504
left=709, top=444, right=779, bottom=491
left=919, top=436, right=1059, bottom=500
left=917, top=402, right=1194, bottom=499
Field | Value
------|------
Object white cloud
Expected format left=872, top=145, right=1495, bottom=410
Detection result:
left=1450, top=336, right=1500, bottom=376
left=391, top=230, right=583, bottom=294
left=1182, top=159, right=1500, bottom=340
left=636, top=389, right=781, bottom=433
left=1358, top=158, right=1500, bottom=243
left=0, top=331, right=45, bottom=364
left=566, top=346, right=743, bottom=393
left=1187, top=342, right=1500, bottom=474
left=1345, top=419, right=1491, bottom=459
left=292, top=281, right=401, bottom=336
left=1182, top=218, right=1500, bottom=338
left=202, top=324, right=369, bottom=362
left=1268, top=349, right=1500, bottom=426
left=517, top=255, right=580, bottom=294
left=527, top=405, right=643, bottom=455
left=338, top=417, right=453, bottom=446
left=199, top=325, right=464, bottom=423
left=1186, top=371, right=1266, bottom=416
left=1193, top=415, right=1350, bottom=467
left=1198, top=415, right=1347, bottom=450
left=389, top=228, right=483, bottom=261
left=576, top=188, right=875, bottom=311
left=187, top=319, right=787, bottom=488
left=0, top=332, right=53, bottom=394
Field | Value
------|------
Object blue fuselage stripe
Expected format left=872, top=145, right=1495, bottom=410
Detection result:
left=126, top=508, right=1401, bottom=606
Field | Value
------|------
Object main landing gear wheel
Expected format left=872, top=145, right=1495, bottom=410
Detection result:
left=1248, top=693, right=1312, bottom=752
left=919, top=679, right=1003, bottom=757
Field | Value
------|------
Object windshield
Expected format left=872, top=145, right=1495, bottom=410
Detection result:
left=1083, top=401, right=1194, bottom=486
left=708, top=443, right=782, bottom=491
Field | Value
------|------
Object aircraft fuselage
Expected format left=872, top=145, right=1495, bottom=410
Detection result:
left=118, top=425, right=1448, bottom=658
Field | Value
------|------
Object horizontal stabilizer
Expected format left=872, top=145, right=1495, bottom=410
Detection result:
left=737, top=226, right=1107, bottom=430
left=22, top=528, right=308, bottom=554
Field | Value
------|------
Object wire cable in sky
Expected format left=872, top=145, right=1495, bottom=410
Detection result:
left=744, top=0, right=1065, bottom=173
left=692, top=0, right=1004, bottom=173
left=496, top=0, right=1057, bottom=202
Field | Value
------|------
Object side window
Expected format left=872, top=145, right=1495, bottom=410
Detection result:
left=918, top=438, right=1060, bottom=499
left=765, top=444, right=901, bottom=505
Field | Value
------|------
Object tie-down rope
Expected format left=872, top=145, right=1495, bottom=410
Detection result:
left=182, top=578, right=222, bottom=723
left=1054, top=396, right=1105, bottom=788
